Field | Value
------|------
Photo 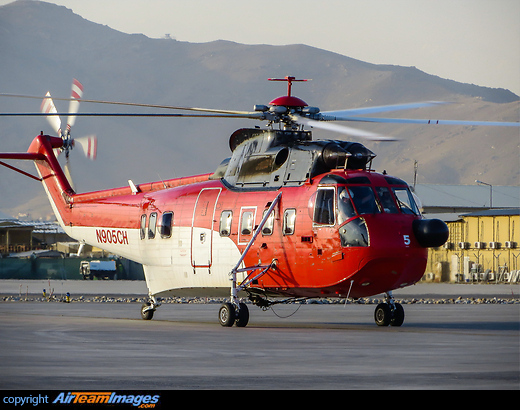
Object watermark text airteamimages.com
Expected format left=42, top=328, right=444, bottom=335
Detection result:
left=2, top=392, right=161, bottom=407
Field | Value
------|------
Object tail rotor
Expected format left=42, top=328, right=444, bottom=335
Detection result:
left=40, top=79, right=97, bottom=188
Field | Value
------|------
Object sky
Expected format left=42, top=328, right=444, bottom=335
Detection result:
left=2, top=0, right=520, bottom=95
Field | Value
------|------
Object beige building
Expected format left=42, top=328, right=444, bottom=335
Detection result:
left=425, top=209, right=519, bottom=283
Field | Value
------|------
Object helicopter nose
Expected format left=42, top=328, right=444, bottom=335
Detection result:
left=412, top=218, right=449, bottom=248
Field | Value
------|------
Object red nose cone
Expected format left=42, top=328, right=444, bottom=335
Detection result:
left=269, top=95, right=308, bottom=107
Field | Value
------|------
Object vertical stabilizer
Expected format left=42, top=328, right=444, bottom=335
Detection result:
left=26, top=134, right=75, bottom=226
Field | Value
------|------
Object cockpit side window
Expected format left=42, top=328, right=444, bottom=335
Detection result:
left=392, top=187, right=420, bottom=215
left=314, top=188, right=335, bottom=225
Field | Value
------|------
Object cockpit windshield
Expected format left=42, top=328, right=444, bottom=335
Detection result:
left=375, top=187, right=399, bottom=214
left=338, top=186, right=380, bottom=223
left=337, top=187, right=356, bottom=225
left=316, top=181, right=420, bottom=227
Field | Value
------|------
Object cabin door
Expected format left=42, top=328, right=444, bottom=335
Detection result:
left=191, top=188, right=221, bottom=268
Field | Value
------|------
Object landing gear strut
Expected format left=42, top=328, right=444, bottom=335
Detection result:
left=220, top=192, right=281, bottom=328
left=374, top=291, right=404, bottom=326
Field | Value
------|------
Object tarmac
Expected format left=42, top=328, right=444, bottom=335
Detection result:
left=1, top=278, right=519, bottom=299
left=0, top=280, right=519, bottom=390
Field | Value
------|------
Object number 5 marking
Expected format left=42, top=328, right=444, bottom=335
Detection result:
left=403, top=235, right=410, bottom=246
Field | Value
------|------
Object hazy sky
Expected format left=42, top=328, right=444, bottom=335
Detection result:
left=2, top=0, right=520, bottom=95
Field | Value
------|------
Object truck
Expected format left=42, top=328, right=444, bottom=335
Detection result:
left=80, top=260, right=117, bottom=280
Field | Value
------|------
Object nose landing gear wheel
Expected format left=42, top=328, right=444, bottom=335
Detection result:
left=374, top=303, right=391, bottom=326
left=390, top=302, right=405, bottom=327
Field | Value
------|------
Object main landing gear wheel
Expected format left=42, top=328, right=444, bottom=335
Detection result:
left=218, top=302, right=249, bottom=327
left=235, top=303, right=249, bottom=327
left=219, top=303, right=235, bottom=327
left=374, top=302, right=405, bottom=327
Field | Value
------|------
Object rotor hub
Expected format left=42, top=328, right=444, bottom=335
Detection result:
left=268, top=95, right=308, bottom=108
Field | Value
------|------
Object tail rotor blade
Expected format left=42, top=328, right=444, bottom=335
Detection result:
left=74, top=135, right=97, bottom=160
left=40, top=92, right=62, bottom=136
left=66, top=78, right=84, bottom=133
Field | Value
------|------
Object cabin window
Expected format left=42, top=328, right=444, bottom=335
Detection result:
left=241, top=211, right=254, bottom=235
left=337, top=187, right=357, bottom=225
left=392, top=187, right=420, bottom=215
left=283, top=208, right=296, bottom=235
left=349, top=186, right=380, bottom=215
left=314, top=188, right=335, bottom=225
left=148, top=212, right=157, bottom=239
left=160, top=212, right=173, bottom=238
left=140, top=214, right=147, bottom=240
left=375, top=187, right=399, bottom=214
left=219, top=211, right=233, bottom=237
left=261, top=209, right=275, bottom=236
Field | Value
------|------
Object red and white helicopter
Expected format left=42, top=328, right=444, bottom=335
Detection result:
left=1, top=77, right=518, bottom=327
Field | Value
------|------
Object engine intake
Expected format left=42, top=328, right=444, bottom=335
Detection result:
left=322, top=142, right=375, bottom=170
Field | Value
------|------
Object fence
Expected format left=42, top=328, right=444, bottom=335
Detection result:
left=0, top=257, right=144, bottom=280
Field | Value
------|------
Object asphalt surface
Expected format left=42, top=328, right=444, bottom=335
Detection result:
left=2, top=279, right=519, bottom=299
left=0, top=280, right=518, bottom=390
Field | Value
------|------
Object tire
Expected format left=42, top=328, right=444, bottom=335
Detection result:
left=374, top=303, right=392, bottom=326
left=141, top=302, right=154, bottom=320
left=390, top=303, right=405, bottom=327
left=218, top=303, right=236, bottom=327
left=235, top=303, right=249, bottom=328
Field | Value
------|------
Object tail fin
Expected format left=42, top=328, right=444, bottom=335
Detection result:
left=0, top=134, right=74, bottom=225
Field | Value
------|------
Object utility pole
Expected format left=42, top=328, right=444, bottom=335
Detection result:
left=475, top=180, right=493, bottom=208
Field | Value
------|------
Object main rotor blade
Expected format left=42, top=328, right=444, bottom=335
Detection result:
left=293, top=115, right=397, bottom=141
left=326, top=116, right=520, bottom=127
left=0, top=112, right=266, bottom=119
left=0, top=92, right=258, bottom=116
left=321, top=101, right=448, bottom=118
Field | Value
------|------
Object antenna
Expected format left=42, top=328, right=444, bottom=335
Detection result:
left=268, top=76, right=309, bottom=97
left=413, top=160, right=418, bottom=189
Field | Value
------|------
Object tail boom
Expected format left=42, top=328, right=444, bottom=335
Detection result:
left=0, top=134, right=213, bottom=263
left=0, top=134, right=74, bottom=223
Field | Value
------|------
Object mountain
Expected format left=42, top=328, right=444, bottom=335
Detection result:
left=0, top=0, right=518, bottom=219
